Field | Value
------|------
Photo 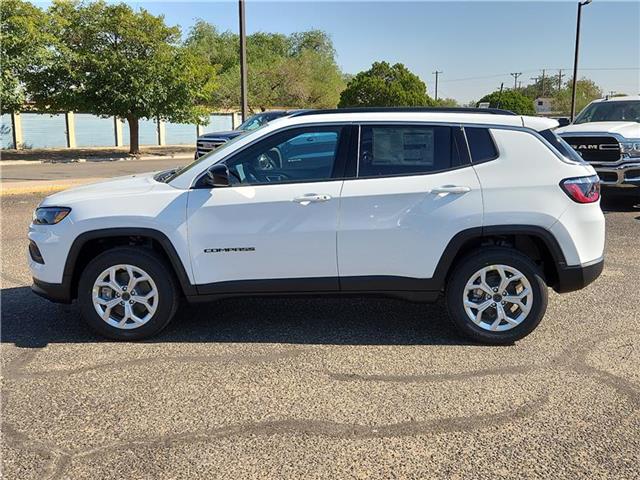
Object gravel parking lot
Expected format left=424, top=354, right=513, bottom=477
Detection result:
left=1, top=193, right=639, bottom=479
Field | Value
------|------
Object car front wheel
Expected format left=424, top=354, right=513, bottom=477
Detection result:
left=446, top=247, right=548, bottom=345
left=78, top=247, right=179, bottom=340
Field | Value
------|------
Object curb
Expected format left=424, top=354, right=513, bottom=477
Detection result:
left=0, top=154, right=194, bottom=166
left=1, top=178, right=106, bottom=196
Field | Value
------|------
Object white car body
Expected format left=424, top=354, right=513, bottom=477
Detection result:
left=28, top=108, right=606, bottom=342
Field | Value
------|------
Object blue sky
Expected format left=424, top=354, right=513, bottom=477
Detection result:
left=41, top=0, right=640, bottom=102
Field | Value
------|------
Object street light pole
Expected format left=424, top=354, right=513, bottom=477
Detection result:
left=238, top=0, right=248, bottom=122
left=570, top=0, right=592, bottom=122
left=432, top=71, right=442, bottom=101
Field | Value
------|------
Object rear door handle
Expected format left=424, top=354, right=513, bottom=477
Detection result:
left=292, top=194, right=332, bottom=205
left=430, top=185, right=471, bottom=194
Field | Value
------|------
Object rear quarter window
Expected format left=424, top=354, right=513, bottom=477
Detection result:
left=465, top=127, right=498, bottom=163
left=539, top=129, right=586, bottom=164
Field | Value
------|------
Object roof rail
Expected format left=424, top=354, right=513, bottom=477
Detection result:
left=289, top=107, right=517, bottom=117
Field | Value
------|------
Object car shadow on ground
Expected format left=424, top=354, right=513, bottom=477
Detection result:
left=0, top=286, right=470, bottom=348
left=600, top=194, right=639, bottom=213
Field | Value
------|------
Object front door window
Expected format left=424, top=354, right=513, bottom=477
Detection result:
left=224, top=127, right=342, bottom=185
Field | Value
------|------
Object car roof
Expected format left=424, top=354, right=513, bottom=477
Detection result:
left=591, top=95, right=640, bottom=103
left=292, top=107, right=517, bottom=116
left=269, top=108, right=557, bottom=132
left=256, top=110, right=293, bottom=117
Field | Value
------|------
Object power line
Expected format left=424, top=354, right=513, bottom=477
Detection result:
left=440, top=72, right=534, bottom=83
left=439, top=67, right=639, bottom=83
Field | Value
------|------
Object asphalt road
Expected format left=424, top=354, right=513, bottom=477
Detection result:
left=1, top=193, right=639, bottom=479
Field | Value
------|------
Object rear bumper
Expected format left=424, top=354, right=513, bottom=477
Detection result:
left=31, top=278, right=73, bottom=304
left=554, top=256, right=604, bottom=293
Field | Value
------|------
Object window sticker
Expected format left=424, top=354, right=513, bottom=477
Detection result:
left=371, top=128, right=434, bottom=166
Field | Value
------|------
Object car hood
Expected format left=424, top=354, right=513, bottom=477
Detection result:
left=39, top=171, right=162, bottom=206
left=556, top=121, right=640, bottom=138
left=199, top=130, right=243, bottom=140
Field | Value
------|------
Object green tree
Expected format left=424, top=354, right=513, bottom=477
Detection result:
left=289, top=30, right=335, bottom=57
left=0, top=0, right=50, bottom=113
left=520, top=75, right=561, bottom=100
left=185, top=24, right=345, bottom=110
left=434, top=97, right=459, bottom=107
left=477, top=89, right=536, bottom=115
left=278, top=49, right=344, bottom=108
left=25, top=1, right=217, bottom=154
left=338, top=62, right=434, bottom=108
left=184, top=20, right=238, bottom=72
left=552, top=78, right=602, bottom=116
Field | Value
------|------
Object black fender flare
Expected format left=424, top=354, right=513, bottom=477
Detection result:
left=430, top=225, right=567, bottom=289
left=63, top=227, right=196, bottom=298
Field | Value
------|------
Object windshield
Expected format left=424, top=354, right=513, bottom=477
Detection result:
left=164, top=125, right=267, bottom=183
left=238, top=113, right=273, bottom=131
left=574, top=100, right=640, bottom=124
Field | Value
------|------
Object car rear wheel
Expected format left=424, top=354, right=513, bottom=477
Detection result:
left=78, top=247, right=179, bottom=340
left=446, top=247, right=548, bottom=344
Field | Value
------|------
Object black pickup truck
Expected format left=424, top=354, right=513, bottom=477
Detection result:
left=195, top=110, right=294, bottom=158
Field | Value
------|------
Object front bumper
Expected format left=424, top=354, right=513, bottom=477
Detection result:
left=32, top=277, right=73, bottom=304
left=594, top=162, right=640, bottom=187
left=554, top=256, right=604, bottom=294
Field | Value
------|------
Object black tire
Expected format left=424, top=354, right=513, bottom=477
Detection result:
left=445, top=247, right=548, bottom=345
left=78, top=247, right=179, bottom=340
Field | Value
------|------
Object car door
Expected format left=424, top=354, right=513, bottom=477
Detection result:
left=187, top=125, right=350, bottom=294
left=337, top=123, right=483, bottom=291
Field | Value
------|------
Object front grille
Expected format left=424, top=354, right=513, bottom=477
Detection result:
left=624, top=169, right=640, bottom=182
left=597, top=172, right=618, bottom=183
left=561, top=136, right=621, bottom=163
left=197, top=139, right=227, bottom=154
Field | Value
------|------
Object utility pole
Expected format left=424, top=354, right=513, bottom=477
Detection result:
left=541, top=69, right=546, bottom=96
left=557, top=69, right=564, bottom=90
left=238, top=0, right=248, bottom=122
left=571, top=0, right=592, bottom=122
left=510, top=72, right=522, bottom=89
left=496, top=82, right=504, bottom=109
left=432, top=70, right=443, bottom=100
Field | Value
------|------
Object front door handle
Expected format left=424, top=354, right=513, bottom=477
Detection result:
left=430, top=185, right=471, bottom=195
left=292, top=194, right=332, bottom=205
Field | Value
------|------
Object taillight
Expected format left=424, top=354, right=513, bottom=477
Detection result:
left=560, top=175, right=600, bottom=203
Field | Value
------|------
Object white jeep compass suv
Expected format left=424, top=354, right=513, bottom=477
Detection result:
left=29, top=108, right=605, bottom=344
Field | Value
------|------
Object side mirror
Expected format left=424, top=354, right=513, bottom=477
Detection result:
left=205, top=164, right=230, bottom=187
left=557, top=117, right=571, bottom=127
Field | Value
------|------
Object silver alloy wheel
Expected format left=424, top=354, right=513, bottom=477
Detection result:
left=92, top=264, right=158, bottom=330
left=462, top=264, right=533, bottom=332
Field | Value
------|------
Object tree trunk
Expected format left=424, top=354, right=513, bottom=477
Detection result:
left=127, top=116, right=140, bottom=155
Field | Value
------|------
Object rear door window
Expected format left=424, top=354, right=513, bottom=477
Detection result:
left=357, top=125, right=461, bottom=178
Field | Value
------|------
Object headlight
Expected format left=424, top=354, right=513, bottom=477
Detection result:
left=620, top=140, right=640, bottom=158
left=32, top=207, right=71, bottom=225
